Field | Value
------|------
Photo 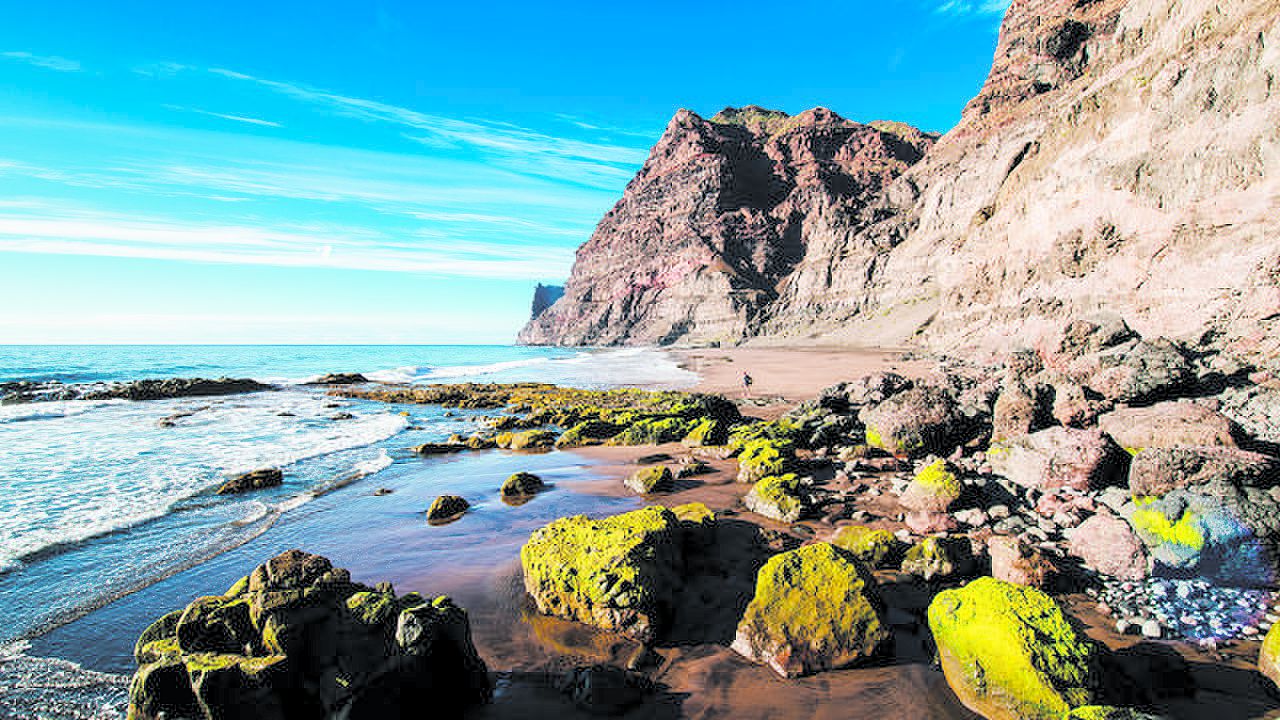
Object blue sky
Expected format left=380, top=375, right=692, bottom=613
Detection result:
left=0, top=0, right=1009, bottom=344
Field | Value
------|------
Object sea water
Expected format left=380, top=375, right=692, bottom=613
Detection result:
left=0, top=345, right=695, bottom=718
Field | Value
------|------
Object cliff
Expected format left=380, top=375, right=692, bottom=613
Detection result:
left=521, top=0, right=1280, bottom=370
left=530, top=283, right=565, bottom=320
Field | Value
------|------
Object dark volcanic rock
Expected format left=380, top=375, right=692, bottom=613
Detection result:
left=215, top=468, right=283, bottom=495
left=127, top=549, right=490, bottom=720
left=83, top=377, right=271, bottom=401
left=305, top=373, right=368, bottom=385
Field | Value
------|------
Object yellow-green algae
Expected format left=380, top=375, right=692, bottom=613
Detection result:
left=626, top=465, right=674, bottom=494
left=831, top=525, right=900, bottom=568
left=914, top=459, right=961, bottom=496
left=501, top=471, right=544, bottom=497
left=1260, top=617, right=1280, bottom=688
left=672, top=501, right=715, bottom=525
left=746, top=473, right=804, bottom=521
left=1066, top=706, right=1162, bottom=720
left=1130, top=496, right=1204, bottom=551
left=520, top=506, right=681, bottom=640
left=732, top=543, right=888, bottom=677
left=901, top=536, right=967, bottom=581
left=927, top=577, right=1100, bottom=720
left=737, top=438, right=796, bottom=483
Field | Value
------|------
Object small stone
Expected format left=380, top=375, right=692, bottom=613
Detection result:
left=1141, top=620, right=1162, bottom=639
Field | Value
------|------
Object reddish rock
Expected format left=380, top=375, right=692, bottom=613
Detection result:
left=858, top=386, right=969, bottom=458
left=1128, top=447, right=1280, bottom=497
left=1068, top=514, right=1148, bottom=580
left=988, top=536, right=1055, bottom=589
left=989, top=427, right=1127, bottom=492
left=905, top=511, right=959, bottom=535
left=1099, top=402, right=1242, bottom=451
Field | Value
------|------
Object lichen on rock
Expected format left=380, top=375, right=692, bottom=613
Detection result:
left=743, top=473, right=805, bottom=522
left=830, top=525, right=900, bottom=568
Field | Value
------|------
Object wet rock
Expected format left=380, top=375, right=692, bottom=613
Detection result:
left=1127, top=490, right=1276, bottom=587
left=496, top=429, right=558, bottom=451
left=305, top=373, right=368, bottom=385
left=426, top=495, right=469, bottom=524
left=928, top=577, right=1102, bottom=720
left=500, top=472, right=544, bottom=498
left=83, top=377, right=272, bottom=402
left=989, top=427, right=1127, bottom=492
left=859, top=385, right=970, bottom=458
left=743, top=473, right=806, bottom=522
left=731, top=543, right=889, bottom=678
left=675, top=458, right=713, bottom=478
left=988, top=535, right=1056, bottom=588
left=1098, top=401, right=1242, bottom=451
left=624, top=466, right=674, bottom=495
left=521, top=506, right=682, bottom=641
left=1068, top=513, right=1149, bottom=580
left=215, top=468, right=283, bottom=496
left=415, top=442, right=468, bottom=455
left=557, top=665, right=647, bottom=715
left=1260, top=622, right=1280, bottom=690
left=127, top=550, right=490, bottom=720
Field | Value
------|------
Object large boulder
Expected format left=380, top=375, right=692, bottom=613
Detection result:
left=426, top=495, right=469, bottom=524
left=521, top=506, right=683, bottom=641
left=1127, top=491, right=1275, bottom=587
left=736, top=438, right=796, bottom=483
left=928, top=577, right=1102, bottom=720
left=624, top=466, right=674, bottom=494
left=1068, top=513, right=1149, bottom=580
left=859, top=385, right=969, bottom=458
left=1260, top=621, right=1280, bottom=690
left=989, top=427, right=1127, bottom=492
left=742, top=473, right=805, bottom=523
left=127, top=550, right=491, bottom=720
left=1128, top=447, right=1280, bottom=496
left=830, top=525, right=901, bottom=568
left=500, top=472, right=545, bottom=498
left=731, top=543, right=889, bottom=678
left=1072, top=338, right=1195, bottom=406
left=991, top=381, right=1052, bottom=442
left=1098, top=402, right=1242, bottom=452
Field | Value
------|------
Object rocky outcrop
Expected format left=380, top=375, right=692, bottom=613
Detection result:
left=215, top=468, right=283, bottom=496
left=520, top=0, right=1280, bottom=375
left=127, top=550, right=490, bottom=720
left=3, top=377, right=272, bottom=404
left=529, top=283, right=564, bottom=320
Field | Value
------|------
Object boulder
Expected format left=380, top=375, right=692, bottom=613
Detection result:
left=497, top=429, right=558, bottom=451
left=731, top=543, right=889, bottom=677
left=1047, top=377, right=1110, bottom=428
left=830, top=525, right=901, bottom=568
left=426, top=495, right=469, bottom=524
left=1128, top=447, right=1280, bottom=496
left=899, top=459, right=962, bottom=513
left=1068, top=514, right=1149, bottom=580
left=991, top=382, right=1050, bottom=442
left=1075, top=338, right=1195, bottom=406
left=215, top=468, right=283, bottom=495
left=904, top=511, right=960, bottom=535
left=989, top=427, right=1127, bottom=492
left=127, top=550, right=490, bottom=720
left=500, top=472, right=544, bottom=498
left=1057, top=315, right=1137, bottom=357
left=836, top=371, right=913, bottom=407
left=415, top=442, right=468, bottom=455
left=928, top=577, right=1102, bottom=720
left=736, top=438, right=796, bottom=483
left=624, top=466, right=674, bottom=494
left=682, top=418, right=728, bottom=447
left=1098, top=402, right=1241, bottom=452
left=859, top=385, right=969, bottom=458
left=901, top=536, right=972, bottom=581
left=1127, top=491, right=1275, bottom=586
left=1259, top=622, right=1280, bottom=690
left=743, top=473, right=805, bottom=523
left=521, top=506, right=682, bottom=641
left=988, top=535, right=1055, bottom=589
left=556, top=419, right=624, bottom=448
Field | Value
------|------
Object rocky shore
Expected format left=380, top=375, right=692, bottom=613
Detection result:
left=123, top=315, right=1280, bottom=718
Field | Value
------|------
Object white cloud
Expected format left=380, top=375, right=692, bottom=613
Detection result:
left=1, top=51, right=81, bottom=72
left=932, top=0, right=1011, bottom=16
left=163, top=105, right=282, bottom=128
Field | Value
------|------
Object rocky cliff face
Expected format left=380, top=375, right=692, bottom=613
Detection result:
left=530, top=283, right=564, bottom=320
left=522, top=0, right=1280, bottom=370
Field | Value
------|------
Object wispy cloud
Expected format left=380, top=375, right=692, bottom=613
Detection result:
left=931, top=0, right=1011, bottom=16
left=1, top=51, right=81, bottom=72
left=0, top=209, right=574, bottom=279
left=163, top=104, right=282, bottom=128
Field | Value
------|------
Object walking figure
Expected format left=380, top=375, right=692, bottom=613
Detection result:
left=741, top=371, right=754, bottom=399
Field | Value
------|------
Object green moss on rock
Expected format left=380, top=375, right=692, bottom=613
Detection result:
left=682, top=418, right=726, bottom=447
left=520, top=506, right=683, bottom=641
left=743, top=473, right=805, bottom=522
left=1066, top=707, right=1165, bottom=720
left=501, top=472, right=545, bottom=498
left=927, top=577, right=1102, bottom=720
left=900, top=459, right=962, bottom=512
left=731, top=543, right=889, bottom=677
left=831, top=525, right=900, bottom=568
left=426, top=495, right=469, bottom=524
left=624, top=466, right=674, bottom=494
left=736, top=438, right=796, bottom=483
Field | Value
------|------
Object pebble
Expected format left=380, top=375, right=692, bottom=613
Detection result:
left=988, top=504, right=1011, bottom=520
left=1141, top=620, right=1163, bottom=639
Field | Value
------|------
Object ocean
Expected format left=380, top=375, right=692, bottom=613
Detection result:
left=0, top=345, right=694, bottom=718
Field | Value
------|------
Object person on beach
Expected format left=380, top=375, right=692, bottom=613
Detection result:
left=741, top=371, right=753, bottom=398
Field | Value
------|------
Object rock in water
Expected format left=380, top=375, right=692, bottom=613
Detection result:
left=624, top=466, right=674, bottom=494
left=928, top=577, right=1102, bottom=720
left=500, top=471, right=545, bottom=498
left=215, top=468, right=283, bottom=495
left=426, top=495, right=469, bottom=524
left=521, top=506, right=682, bottom=641
left=304, top=373, right=368, bottom=385
left=731, top=543, right=889, bottom=678
left=127, top=549, right=490, bottom=720
left=556, top=665, right=647, bottom=715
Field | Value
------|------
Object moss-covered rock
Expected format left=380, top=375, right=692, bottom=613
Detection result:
left=624, top=466, right=674, bottom=494
left=501, top=471, right=545, bottom=498
left=736, top=438, right=796, bottom=483
left=831, top=525, right=901, bottom=568
left=1259, top=618, right=1280, bottom=690
left=731, top=543, right=889, bottom=678
left=414, top=442, right=468, bottom=455
left=426, top=494, right=470, bottom=524
left=682, top=418, right=727, bottom=446
left=1066, top=707, right=1166, bottom=720
left=743, top=473, right=805, bottom=522
left=498, top=429, right=558, bottom=451
left=555, top=420, right=623, bottom=448
left=901, top=535, right=972, bottom=581
left=127, top=549, right=491, bottom=720
left=927, top=577, right=1102, bottom=720
left=899, top=459, right=963, bottom=513
left=609, top=417, right=693, bottom=446
left=521, top=506, right=683, bottom=641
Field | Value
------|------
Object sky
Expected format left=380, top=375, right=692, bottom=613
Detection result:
left=0, top=0, right=1010, bottom=344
